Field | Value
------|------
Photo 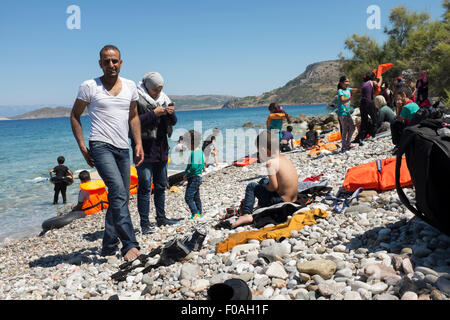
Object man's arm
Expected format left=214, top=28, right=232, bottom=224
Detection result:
left=70, top=99, right=94, bottom=167
left=129, top=101, right=144, bottom=166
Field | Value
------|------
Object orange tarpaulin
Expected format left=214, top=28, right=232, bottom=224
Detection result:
left=216, top=209, right=328, bottom=253
left=372, top=63, right=394, bottom=79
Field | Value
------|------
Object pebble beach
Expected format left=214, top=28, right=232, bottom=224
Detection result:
left=1, top=133, right=449, bottom=301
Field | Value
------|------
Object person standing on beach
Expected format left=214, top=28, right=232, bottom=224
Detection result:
left=267, top=103, right=291, bottom=140
left=202, top=128, right=220, bottom=169
left=355, top=71, right=380, bottom=145
left=337, top=76, right=361, bottom=152
left=70, top=45, right=143, bottom=262
left=183, top=130, right=205, bottom=221
left=49, top=156, right=74, bottom=204
left=416, top=71, right=428, bottom=106
left=132, top=72, right=179, bottom=234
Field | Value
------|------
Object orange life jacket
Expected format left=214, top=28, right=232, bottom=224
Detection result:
left=267, top=112, right=287, bottom=127
left=233, top=156, right=258, bottom=167
left=80, top=180, right=109, bottom=215
left=327, top=131, right=341, bottom=142
left=130, top=166, right=138, bottom=196
left=342, top=157, right=413, bottom=192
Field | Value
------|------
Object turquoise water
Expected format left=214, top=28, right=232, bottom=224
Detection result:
left=0, top=104, right=328, bottom=242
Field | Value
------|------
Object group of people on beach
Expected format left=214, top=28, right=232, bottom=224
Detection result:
left=59, top=44, right=302, bottom=262
left=61, top=44, right=429, bottom=263
left=335, top=70, right=427, bottom=154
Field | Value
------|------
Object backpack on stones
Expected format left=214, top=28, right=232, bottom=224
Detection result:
left=409, top=102, right=443, bottom=126
left=395, top=117, right=450, bottom=235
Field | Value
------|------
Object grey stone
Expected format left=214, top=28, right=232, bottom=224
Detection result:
left=436, top=277, right=450, bottom=295
left=318, top=282, right=346, bottom=297
left=265, top=262, right=289, bottom=279
left=297, top=259, right=337, bottom=280
left=180, top=263, right=200, bottom=281
left=412, top=245, right=432, bottom=258
left=335, top=268, right=352, bottom=278
left=401, top=291, right=418, bottom=300
left=414, top=266, right=439, bottom=277
left=375, top=293, right=399, bottom=300
left=344, top=291, right=362, bottom=300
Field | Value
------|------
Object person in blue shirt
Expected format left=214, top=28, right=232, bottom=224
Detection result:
left=337, top=76, right=361, bottom=152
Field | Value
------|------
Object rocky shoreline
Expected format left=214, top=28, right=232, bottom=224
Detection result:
left=0, top=134, right=449, bottom=301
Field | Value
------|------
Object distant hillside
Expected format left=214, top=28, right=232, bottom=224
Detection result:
left=222, top=60, right=342, bottom=108
left=170, top=95, right=236, bottom=110
left=6, top=95, right=238, bottom=120
left=8, top=106, right=79, bottom=120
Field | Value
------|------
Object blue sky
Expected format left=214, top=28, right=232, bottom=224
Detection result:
left=0, top=0, right=445, bottom=112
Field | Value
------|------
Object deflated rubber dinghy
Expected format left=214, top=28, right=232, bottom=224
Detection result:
left=40, top=210, right=86, bottom=236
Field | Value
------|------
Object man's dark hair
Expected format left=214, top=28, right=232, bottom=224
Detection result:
left=287, top=126, right=293, bottom=132
left=57, top=156, right=65, bottom=164
left=99, top=45, right=121, bottom=59
left=308, top=122, right=314, bottom=131
left=395, top=83, right=413, bottom=99
left=183, top=130, right=202, bottom=150
left=78, top=170, right=91, bottom=182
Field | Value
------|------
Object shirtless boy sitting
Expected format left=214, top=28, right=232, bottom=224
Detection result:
left=216, top=130, right=298, bottom=229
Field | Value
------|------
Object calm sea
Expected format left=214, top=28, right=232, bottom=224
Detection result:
left=0, top=104, right=328, bottom=243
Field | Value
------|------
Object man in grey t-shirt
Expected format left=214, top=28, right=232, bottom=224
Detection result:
left=70, top=45, right=144, bottom=262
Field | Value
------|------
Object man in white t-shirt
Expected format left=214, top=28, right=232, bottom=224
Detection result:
left=70, top=45, right=144, bottom=262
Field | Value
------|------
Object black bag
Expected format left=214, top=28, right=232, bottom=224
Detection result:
left=395, top=118, right=450, bottom=235
left=409, top=104, right=442, bottom=126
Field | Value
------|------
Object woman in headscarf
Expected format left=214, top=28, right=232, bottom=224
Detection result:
left=131, top=72, right=179, bottom=233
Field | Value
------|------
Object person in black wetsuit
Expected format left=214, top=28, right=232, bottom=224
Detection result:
left=49, top=156, right=74, bottom=204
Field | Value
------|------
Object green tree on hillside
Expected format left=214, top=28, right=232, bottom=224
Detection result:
left=341, top=1, right=449, bottom=100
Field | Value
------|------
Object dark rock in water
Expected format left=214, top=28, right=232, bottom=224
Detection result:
left=242, top=122, right=254, bottom=127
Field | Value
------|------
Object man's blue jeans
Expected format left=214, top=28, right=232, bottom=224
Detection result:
left=137, top=161, right=168, bottom=226
left=89, top=141, right=139, bottom=256
left=185, top=175, right=202, bottom=216
left=241, top=178, right=284, bottom=215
